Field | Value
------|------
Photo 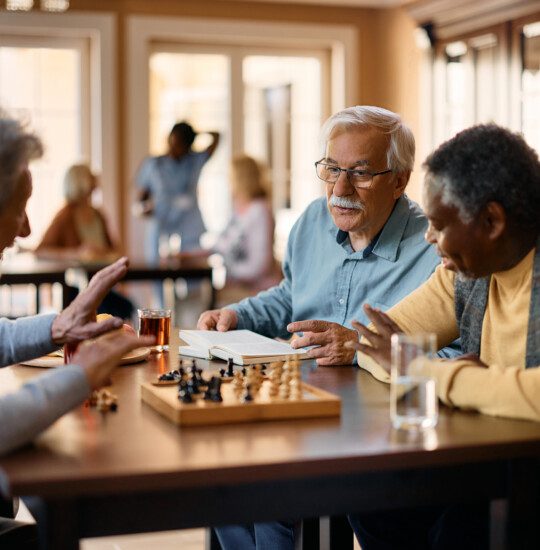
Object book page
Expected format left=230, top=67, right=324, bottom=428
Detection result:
left=180, top=329, right=276, bottom=348
left=215, top=341, right=305, bottom=357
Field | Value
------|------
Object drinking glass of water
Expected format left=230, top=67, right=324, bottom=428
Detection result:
left=390, top=333, right=438, bottom=430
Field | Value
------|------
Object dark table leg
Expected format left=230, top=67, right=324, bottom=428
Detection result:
left=506, top=458, right=540, bottom=550
left=206, top=527, right=222, bottom=550
left=26, top=497, right=80, bottom=550
left=299, top=517, right=320, bottom=550
left=209, top=276, right=216, bottom=310
left=62, top=283, right=71, bottom=310
left=321, top=515, right=353, bottom=550
left=35, top=284, right=41, bottom=315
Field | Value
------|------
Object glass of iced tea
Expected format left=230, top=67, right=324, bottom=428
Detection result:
left=138, top=308, right=171, bottom=352
left=64, top=341, right=80, bottom=364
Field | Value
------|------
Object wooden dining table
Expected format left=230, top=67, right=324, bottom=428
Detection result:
left=1, top=331, right=540, bottom=549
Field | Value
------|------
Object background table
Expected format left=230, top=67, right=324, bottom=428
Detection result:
left=1, top=332, right=540, bottom=549
left=0, top=253, right=215, bottom=312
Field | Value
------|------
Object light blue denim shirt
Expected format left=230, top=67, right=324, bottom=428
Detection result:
left=230, top=195, right=446, bottom=342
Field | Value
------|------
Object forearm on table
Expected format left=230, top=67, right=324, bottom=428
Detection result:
left=425, top=359, right=540, bottom=422
left=0, top=314, right=57, bottom=367
left=0, top=365, right=90, bottom=456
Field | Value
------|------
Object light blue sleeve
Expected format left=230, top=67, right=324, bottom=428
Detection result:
left=136, top=157, right=154, bottom=191
left=227, top=222, right=296, bottom=339
left=0, top=365, right=90, bottom=456
left=0, top=314, right=57, bottom=368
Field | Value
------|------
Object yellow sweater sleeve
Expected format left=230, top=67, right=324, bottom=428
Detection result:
left=357, top=265, right=459, bottom=384
left=424, top=359, right=540, bottom=422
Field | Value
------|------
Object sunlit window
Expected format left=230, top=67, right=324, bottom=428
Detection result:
left=149, top=52, right=230, bottom=233
left=0, top=44, right=84, bottom=248
left=243, top=55, right=322, bottom=213
left=148, top=49, right=326, bottom=259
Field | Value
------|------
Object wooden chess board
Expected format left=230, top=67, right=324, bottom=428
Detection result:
left=140, top=379, right=341, bottom=426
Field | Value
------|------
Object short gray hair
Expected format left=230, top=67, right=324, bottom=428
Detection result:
left=63, top=163, right=94, bottom=203
left=424, top=124, right=540, bottom=232
left=319, top=105, right=415, bottom=173
left=0, top=111, right=43, bottom=213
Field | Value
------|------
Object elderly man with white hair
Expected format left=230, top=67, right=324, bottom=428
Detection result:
left=204, top=105, right=457, bottom=550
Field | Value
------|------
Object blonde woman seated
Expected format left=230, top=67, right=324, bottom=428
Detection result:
left=36, top=164, right=119, bottom=262
left=36, top=164, right=134, bottom=319
left=183, top=154, right=278, bottom=306
left=213, top=155, right=278, bottom=291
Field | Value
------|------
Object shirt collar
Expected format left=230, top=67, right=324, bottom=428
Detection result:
left=332, top=195, right=411, bottom=262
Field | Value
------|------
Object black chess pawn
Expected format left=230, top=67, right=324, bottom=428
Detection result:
left=243, top=383, right=254, bottom=403
left=187, top=369, right=201, bottom=394
left=227, top=358, right=235, bottom=378
left=178, top=380, right=193, bottom=403
left=219, top=368, right=226, bottom=378
left=204, top=376, right=223, bottom=402
left=196, top=368, right=208, bottom=389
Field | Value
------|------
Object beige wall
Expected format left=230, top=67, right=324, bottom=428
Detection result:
left=68, top=0, right=422, bottom=240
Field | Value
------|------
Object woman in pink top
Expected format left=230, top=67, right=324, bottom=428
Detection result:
left=214, top=155, right=278, bottom=288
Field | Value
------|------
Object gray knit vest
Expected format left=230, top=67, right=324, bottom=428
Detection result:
left=455, top=237, right=540, bottom=369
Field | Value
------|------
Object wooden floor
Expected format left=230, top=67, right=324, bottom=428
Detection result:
left=81, top=530, right=205, bottom=550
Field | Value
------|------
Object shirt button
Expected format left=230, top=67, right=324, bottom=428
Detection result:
left=339, top=298, right=344, bottom=305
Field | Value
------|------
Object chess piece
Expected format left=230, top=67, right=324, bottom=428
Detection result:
left=227, top=357, right=235, bottom=378
left=290, top=379, right=302, bottom=400
left=204, top=376, right=223, bottom=402
left=95, top=388, right=118, bottom=412
left=187, top=369, right=201, bottom=394
left=178, top=380, right=193, bottom=403
left=243, top=383, right=254, bottom=402
left=220, top=368, right=226, bottom=378
left=158, top=370, right=177, bottom=382
left=196, top=368, right=207, bottom=389
left=232, top=371, right=243, bottom=398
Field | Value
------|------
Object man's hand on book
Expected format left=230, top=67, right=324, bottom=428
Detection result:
left=197, top=308, right=238, bottom=331
left=287, top=320, right=357, bottom=365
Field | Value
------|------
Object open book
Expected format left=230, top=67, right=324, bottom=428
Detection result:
left=179, top=329, right=309, bottom=365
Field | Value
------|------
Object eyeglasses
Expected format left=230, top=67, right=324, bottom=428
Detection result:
left=315, top=160, right=392, bottom=189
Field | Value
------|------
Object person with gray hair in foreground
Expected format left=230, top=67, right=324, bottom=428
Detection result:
left=205, top=105, right=459, bottom=550
left=0, top=114, right=153, bottom=548
left=347, top=123, right=540, bottom=549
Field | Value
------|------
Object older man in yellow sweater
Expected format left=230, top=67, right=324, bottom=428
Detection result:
left=347, top=124, right=540, bottom=549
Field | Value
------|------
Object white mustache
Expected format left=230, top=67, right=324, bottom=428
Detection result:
left=330, top=194, right=365, bottom=210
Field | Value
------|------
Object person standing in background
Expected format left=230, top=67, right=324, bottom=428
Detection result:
left=136, top=122, right=220, bottom=262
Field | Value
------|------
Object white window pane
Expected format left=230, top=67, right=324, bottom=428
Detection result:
left=0, top=46, right=82, bottom=248
left=243, top=55, right=322, bottom=215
